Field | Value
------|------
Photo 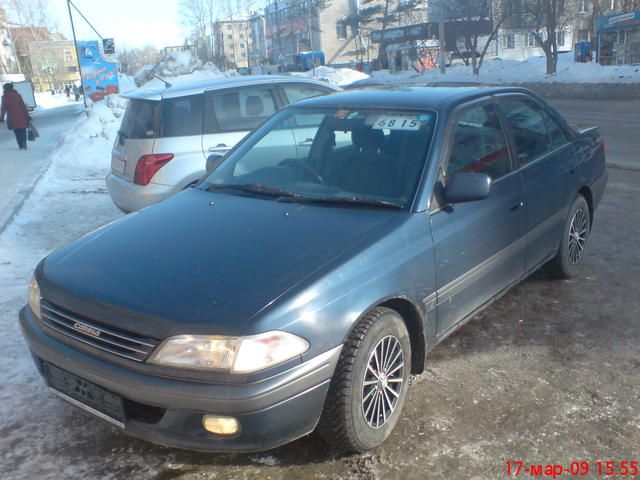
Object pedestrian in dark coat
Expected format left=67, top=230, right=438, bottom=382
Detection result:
left=1, top=83, right=32, bottom=150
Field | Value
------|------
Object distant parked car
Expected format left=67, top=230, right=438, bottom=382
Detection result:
left=22, top=87, right=607, bottom=453
left=106, top=76, right=340, bottom=212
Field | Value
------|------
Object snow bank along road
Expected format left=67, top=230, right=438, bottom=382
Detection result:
left=0, top=93, right=638, bottom=477
left=0, top=102, right=84, bottom=232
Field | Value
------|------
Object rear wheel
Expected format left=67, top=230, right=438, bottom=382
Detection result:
left=546, top=195, right=591, bottom=278
left=317, top=307, right=411, bottom=452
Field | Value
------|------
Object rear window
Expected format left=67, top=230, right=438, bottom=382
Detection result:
left=160, top=94, right=204, bottom=137
left=119, top=99, right=159, bottom=139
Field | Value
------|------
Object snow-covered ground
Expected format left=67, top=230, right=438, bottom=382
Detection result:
left=351, top=52, right=640, bottom=86
left=292, top=65, right=369, bottom=87
left=34, top=92, right=82, bottom=110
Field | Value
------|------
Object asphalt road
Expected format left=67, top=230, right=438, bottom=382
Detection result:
left=548, top=99, right=639, bottom=170
left=0, top=102, right=84, bottom=231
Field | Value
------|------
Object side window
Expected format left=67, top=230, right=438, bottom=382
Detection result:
left=446, top=104, right=511, bottom=180
left=499, top=97, right=564, bottom=165
left=281, top=83, right=333, bottom=105
left=160, top=94, right=203, bottom=137
left=205, top=87, right=278, bottom=133
left=541, top=109, right=568, bottom=150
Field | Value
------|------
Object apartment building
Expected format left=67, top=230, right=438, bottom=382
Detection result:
left=27, top=39, right=80, bottom=92
left=213, top=18, right=252, bottom=69
left=264, top=0, right=358, bottom=66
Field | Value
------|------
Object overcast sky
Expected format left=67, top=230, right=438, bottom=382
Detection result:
left=48, top=0, right=185, bottom=49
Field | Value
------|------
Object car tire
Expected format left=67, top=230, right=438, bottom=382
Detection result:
left=317, top=307, right=411, bottom=452
left=546, top=195, right=591, bottom=279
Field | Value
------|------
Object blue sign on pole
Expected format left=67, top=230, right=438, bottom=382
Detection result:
left=77, top=40, right=119, bottom=102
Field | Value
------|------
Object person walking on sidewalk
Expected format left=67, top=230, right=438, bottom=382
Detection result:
left=0, top=83, right=32, bottom=150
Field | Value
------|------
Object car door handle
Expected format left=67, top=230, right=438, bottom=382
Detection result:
left=208, top=144, right=230, bottom=153
left=510, top=201, right=524, bottom=211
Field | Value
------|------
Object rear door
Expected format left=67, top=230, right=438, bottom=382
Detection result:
left=431, top=98, right=526, bottom=336
left=201, top=84, right=282, bottom=159
left=496, top=95, right=578, bottom=271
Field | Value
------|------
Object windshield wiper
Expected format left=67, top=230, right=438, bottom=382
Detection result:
left=283, top=195, right=404, bottom=209
left=206, top=183, right=298, bottom=198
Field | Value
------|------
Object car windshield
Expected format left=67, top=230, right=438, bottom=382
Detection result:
left=200, top=106, right=436, bottom=208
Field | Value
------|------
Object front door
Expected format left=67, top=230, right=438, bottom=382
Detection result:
left=431, top=100, right=527, bottom=336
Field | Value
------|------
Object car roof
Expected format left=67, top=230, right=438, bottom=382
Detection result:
left=121, top=75, right=339, bottom=101
left=292, top=85, right=535, bottom=112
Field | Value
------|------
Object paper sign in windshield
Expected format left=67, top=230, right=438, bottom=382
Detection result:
left=367, top=114, right=422, bottom=131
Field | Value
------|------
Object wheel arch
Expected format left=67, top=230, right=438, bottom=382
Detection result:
left=578, top=185, right=594, bottom=230
left=344, top=296, right=426, bottom=375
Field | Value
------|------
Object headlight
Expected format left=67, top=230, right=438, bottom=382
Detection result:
left=28, top=274, right=41, bottom=320
left=149, top=331, right=309, bottom=373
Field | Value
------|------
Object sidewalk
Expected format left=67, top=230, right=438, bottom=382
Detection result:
left=0, top=103, right=84, bottom=233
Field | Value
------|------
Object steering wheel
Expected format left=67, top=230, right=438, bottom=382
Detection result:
left=279, top=158, right=325, bottom=184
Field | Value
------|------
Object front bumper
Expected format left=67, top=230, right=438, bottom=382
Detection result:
left=106, top=173, right=177, bottom=213
left=20, top=307, right=341, bottom=452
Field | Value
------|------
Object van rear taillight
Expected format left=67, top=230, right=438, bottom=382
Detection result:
left=134, top=154, right=174, bottom=185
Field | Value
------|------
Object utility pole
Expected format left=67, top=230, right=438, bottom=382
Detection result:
left=306, top=0, right=315, bottom=75
left=66, top=0, right=87, bottom=107
left=438, top=0, right=446, bottom=74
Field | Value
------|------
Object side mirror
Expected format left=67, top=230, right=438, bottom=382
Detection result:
left=445, top=172, right=492, bottom=204
left=206, top=154, right=225, bottom=175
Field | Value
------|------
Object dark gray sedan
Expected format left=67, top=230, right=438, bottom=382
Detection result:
left=20, top=87, right=607, bottom=453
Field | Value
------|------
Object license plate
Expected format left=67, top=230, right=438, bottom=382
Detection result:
left=45, top=363, right=125, bottom=427
left=111, top=156, right=126, bottom=175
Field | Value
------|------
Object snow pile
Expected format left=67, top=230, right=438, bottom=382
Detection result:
left=354, top=53, right=640, bottom=86
left=140, top=62, right=235, bottom=89
left=118, top=73, right=137, bottom=94
left=293, top=65, right=370, bottom=87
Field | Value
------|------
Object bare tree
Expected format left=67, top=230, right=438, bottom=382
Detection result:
left=513, top=0, right=576, bottom=74
left=117, top=46, right=161, bottom=75
left=446, top=0, right=510, bottom=74
left=180, top=0, right=214, bottom=61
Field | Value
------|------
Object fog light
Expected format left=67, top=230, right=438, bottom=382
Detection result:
left=202, top=415, right=239, bottom=435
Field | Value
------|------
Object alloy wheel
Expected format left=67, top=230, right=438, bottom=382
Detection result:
left=361, top=335, right=404, bottom=429
left=568, top=208, right=588, bottom=264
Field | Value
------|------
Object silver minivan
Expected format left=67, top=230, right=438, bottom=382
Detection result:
left=106, top=76, right=340, bottom=212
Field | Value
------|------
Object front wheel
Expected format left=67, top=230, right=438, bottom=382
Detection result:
left=546, top=195, right=591, bottom=278
left=317, top=307, right=411, bottom=452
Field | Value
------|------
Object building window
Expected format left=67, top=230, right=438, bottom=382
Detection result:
left=578, top=0, right=588, bottom=12
left=504, top=33, right=515, bottom=49
left=240, top=33, right=244, bottom=39
left=63, top=49, right=73, bottom=62
left=241, top=52, right=246, bottom=57
left=578, top=29, right=590, bottom=41
left=525, top=33, right=537, bottom=47
left=240, top=43, right=245, bottom=48
left=336, top=22, right=347, bottom=39
left=557, top=30, right=565, bottom=46
left=557, top=0, right=564, bottom=14
left=227, top=34, right=233, bottom=40
left=227, top=24, right=232, bottom=30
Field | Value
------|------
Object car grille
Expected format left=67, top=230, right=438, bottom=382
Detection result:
left=40, top=301, right=160, bottom=362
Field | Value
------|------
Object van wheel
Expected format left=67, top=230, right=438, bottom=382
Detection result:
left=317, top=307, right=411, bottom=452
left=546, top=195, right=591, bottom=279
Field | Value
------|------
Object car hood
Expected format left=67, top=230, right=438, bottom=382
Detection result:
left=39, top=188, right=397, bottom=339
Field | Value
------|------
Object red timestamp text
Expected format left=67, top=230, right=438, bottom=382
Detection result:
left=506, top=460, right=640, bottom=478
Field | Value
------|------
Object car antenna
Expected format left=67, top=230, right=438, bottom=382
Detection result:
left=152, top=74, right=172, bottom=89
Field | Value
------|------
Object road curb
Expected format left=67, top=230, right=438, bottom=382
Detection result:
left=0, top=154, right=53, bottom=236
